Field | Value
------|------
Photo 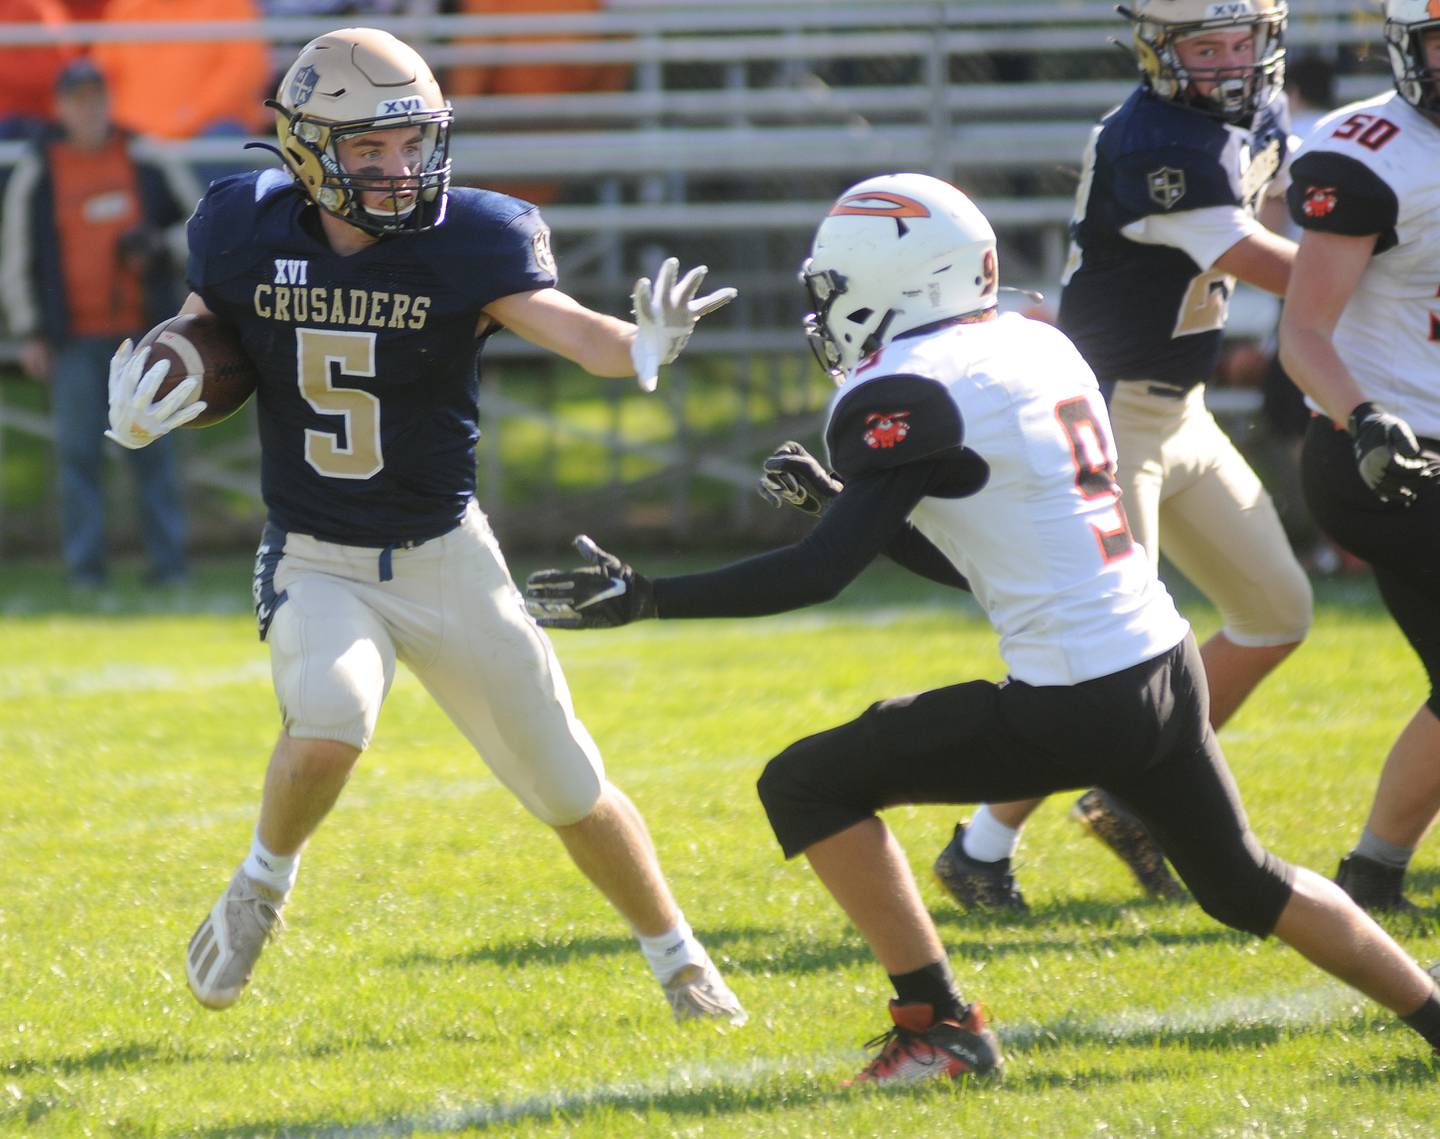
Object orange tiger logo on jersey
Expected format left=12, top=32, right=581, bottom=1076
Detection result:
left=864, top=411, right=911, bottom=449
left=1301, top=185, right=1337, bottom=218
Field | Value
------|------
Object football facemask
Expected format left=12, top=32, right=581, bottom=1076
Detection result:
left=1384, top=0, right=1440, bottom=115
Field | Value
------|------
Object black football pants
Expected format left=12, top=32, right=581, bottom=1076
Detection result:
left=757, top=633, right=1296, bottom=936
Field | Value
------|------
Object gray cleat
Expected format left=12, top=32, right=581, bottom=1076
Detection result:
left=663, top=956, right=747, bottom=1026
left=186, top=868, right=286, bottom=1010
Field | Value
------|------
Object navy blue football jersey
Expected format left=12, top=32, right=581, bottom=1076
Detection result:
left=1057, top=88, right=1289, bottom=387
left=187, top=169, right=557, bottom=545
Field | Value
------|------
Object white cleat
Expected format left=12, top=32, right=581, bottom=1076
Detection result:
left=663, top=956, right=747, bottom=1026
left=186, top=868, right=286, bottom=1010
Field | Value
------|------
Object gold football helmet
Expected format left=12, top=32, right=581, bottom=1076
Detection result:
left=1121, top=0, right=1287, bottom=125
left=271, top=27, right=453, bottom=234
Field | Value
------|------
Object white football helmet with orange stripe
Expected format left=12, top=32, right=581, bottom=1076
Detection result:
left=800, top=173, right=998, bottom=382
left=1384, top=0, right=1440, bottom=114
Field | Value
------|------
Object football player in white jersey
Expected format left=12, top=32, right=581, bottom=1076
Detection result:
left=1279, top=0, right=1440, bottom=915
left=929, top=0, right=1315, bottom=913
left=526, top=174, right=1440, bottom=1085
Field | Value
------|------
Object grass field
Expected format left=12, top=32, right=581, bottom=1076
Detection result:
left=2, top=557, right=1438, bottom=1137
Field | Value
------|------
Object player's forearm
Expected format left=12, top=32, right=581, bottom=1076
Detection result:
left=654, top=466, right=935, bottom=618
left=653, top=538, right=860, bottom=618
left=1277, top=319, right=1365, bottom=425
left=574, top=316, right=642, bottom=378
left=1212, top=228, right=1295, bottom=297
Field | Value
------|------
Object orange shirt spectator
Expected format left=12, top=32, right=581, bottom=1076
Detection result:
left=0, top=0, right=78, bottom=132
left=91, top=0, right=270, bottom=140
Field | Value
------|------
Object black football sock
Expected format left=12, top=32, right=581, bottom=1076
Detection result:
left=1401, top=984, right=1440, bottom=1051
left=889, top=959, right=964, bottom=1022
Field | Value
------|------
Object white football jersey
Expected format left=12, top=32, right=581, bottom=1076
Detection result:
left=1289, top=92, right=1440, bottom=436
left=826, top=314, right=1189, bottom=686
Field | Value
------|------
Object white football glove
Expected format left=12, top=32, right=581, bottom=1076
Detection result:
left=629, top=257, right=737, bottom=393
left=105, top=339, right=207, bottom=449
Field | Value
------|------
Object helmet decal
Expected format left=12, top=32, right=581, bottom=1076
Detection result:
left=830, top=192, right=932, bottom=219
left=288, top=64, right=319, bottom=109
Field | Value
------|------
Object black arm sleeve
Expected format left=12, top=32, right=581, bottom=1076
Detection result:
left=653, top=460, right=945, bottom=619
left=883, top=524, right=970, bottom=591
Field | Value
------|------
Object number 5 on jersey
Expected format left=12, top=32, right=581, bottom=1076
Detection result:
left=297, top=327, right=382, bottom=479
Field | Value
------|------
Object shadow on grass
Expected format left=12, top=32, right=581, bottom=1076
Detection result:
left=1, top=1040, right=166, bottom=1077
left=387, top=906, right=1254, bottom=981
left=387, top=924, right=776, bottom=971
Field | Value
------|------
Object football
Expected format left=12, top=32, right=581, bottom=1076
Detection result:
left=134, top=312, right=258, bottom=428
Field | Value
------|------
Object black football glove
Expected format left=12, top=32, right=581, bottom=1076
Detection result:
left=756, top=441, right=844, bottom=517
left=524, top=535, right=657, bottom=629
left=1347, top=401, right=1440, bottom=506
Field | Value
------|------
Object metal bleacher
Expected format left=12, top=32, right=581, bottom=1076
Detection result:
left=0, top=1, right=1394, bottom=546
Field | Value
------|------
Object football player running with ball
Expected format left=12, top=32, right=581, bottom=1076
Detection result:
left=525, top=174, right=1440, bottom=1086
left=106, top=28, right=745, bottom=1025
left=1279, top=0, right=1440, bottom=916
left=932, top=0, right=1316, bottom=914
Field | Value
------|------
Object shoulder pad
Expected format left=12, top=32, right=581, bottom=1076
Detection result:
left=825, top=374, right=964, bottom=481
left=186, top=172, right=289, bottom=289
left=1106, top=97, right=1237, bottom=218
left=1287, top=150, right=1399, bottom=242
left=422, top=188, right=559, bottom=304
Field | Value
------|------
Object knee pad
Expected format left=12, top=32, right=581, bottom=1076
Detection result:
left=1188, top=848, right=1294, bottom=937
left=520, top=756, right=604, bottom=828
left=758, top=727, right=874, bottom=859
left=267, top=600, right=389, bottom=751
left=1221, top=562, right=1313, bottom=648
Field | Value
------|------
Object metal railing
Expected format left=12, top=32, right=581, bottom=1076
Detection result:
left=0, top=2, right=1387, bottom=550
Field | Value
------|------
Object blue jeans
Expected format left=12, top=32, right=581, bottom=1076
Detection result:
left=50, top=336, right=188, bottom=584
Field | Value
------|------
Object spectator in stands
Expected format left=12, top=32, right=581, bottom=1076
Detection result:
left=91, top=0, right=270, bottom=142
left=0, top=0, right=78, bottom=142
left=0, top=59, right=201, bottom=589
left=446, top=0, right=632, bottom=204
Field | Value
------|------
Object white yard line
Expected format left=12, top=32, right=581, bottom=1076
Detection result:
left=298, top=985, right=1368, bottom=1137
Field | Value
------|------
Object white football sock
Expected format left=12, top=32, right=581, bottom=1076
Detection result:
left=963, top=804, right=1021, bottom=863
left=636, top=912, right=705, bottom=983
left=242, top=833, right=299, bottom=897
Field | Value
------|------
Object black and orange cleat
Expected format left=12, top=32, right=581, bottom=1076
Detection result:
left=844, top=1000, right=1003, bottom=1087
